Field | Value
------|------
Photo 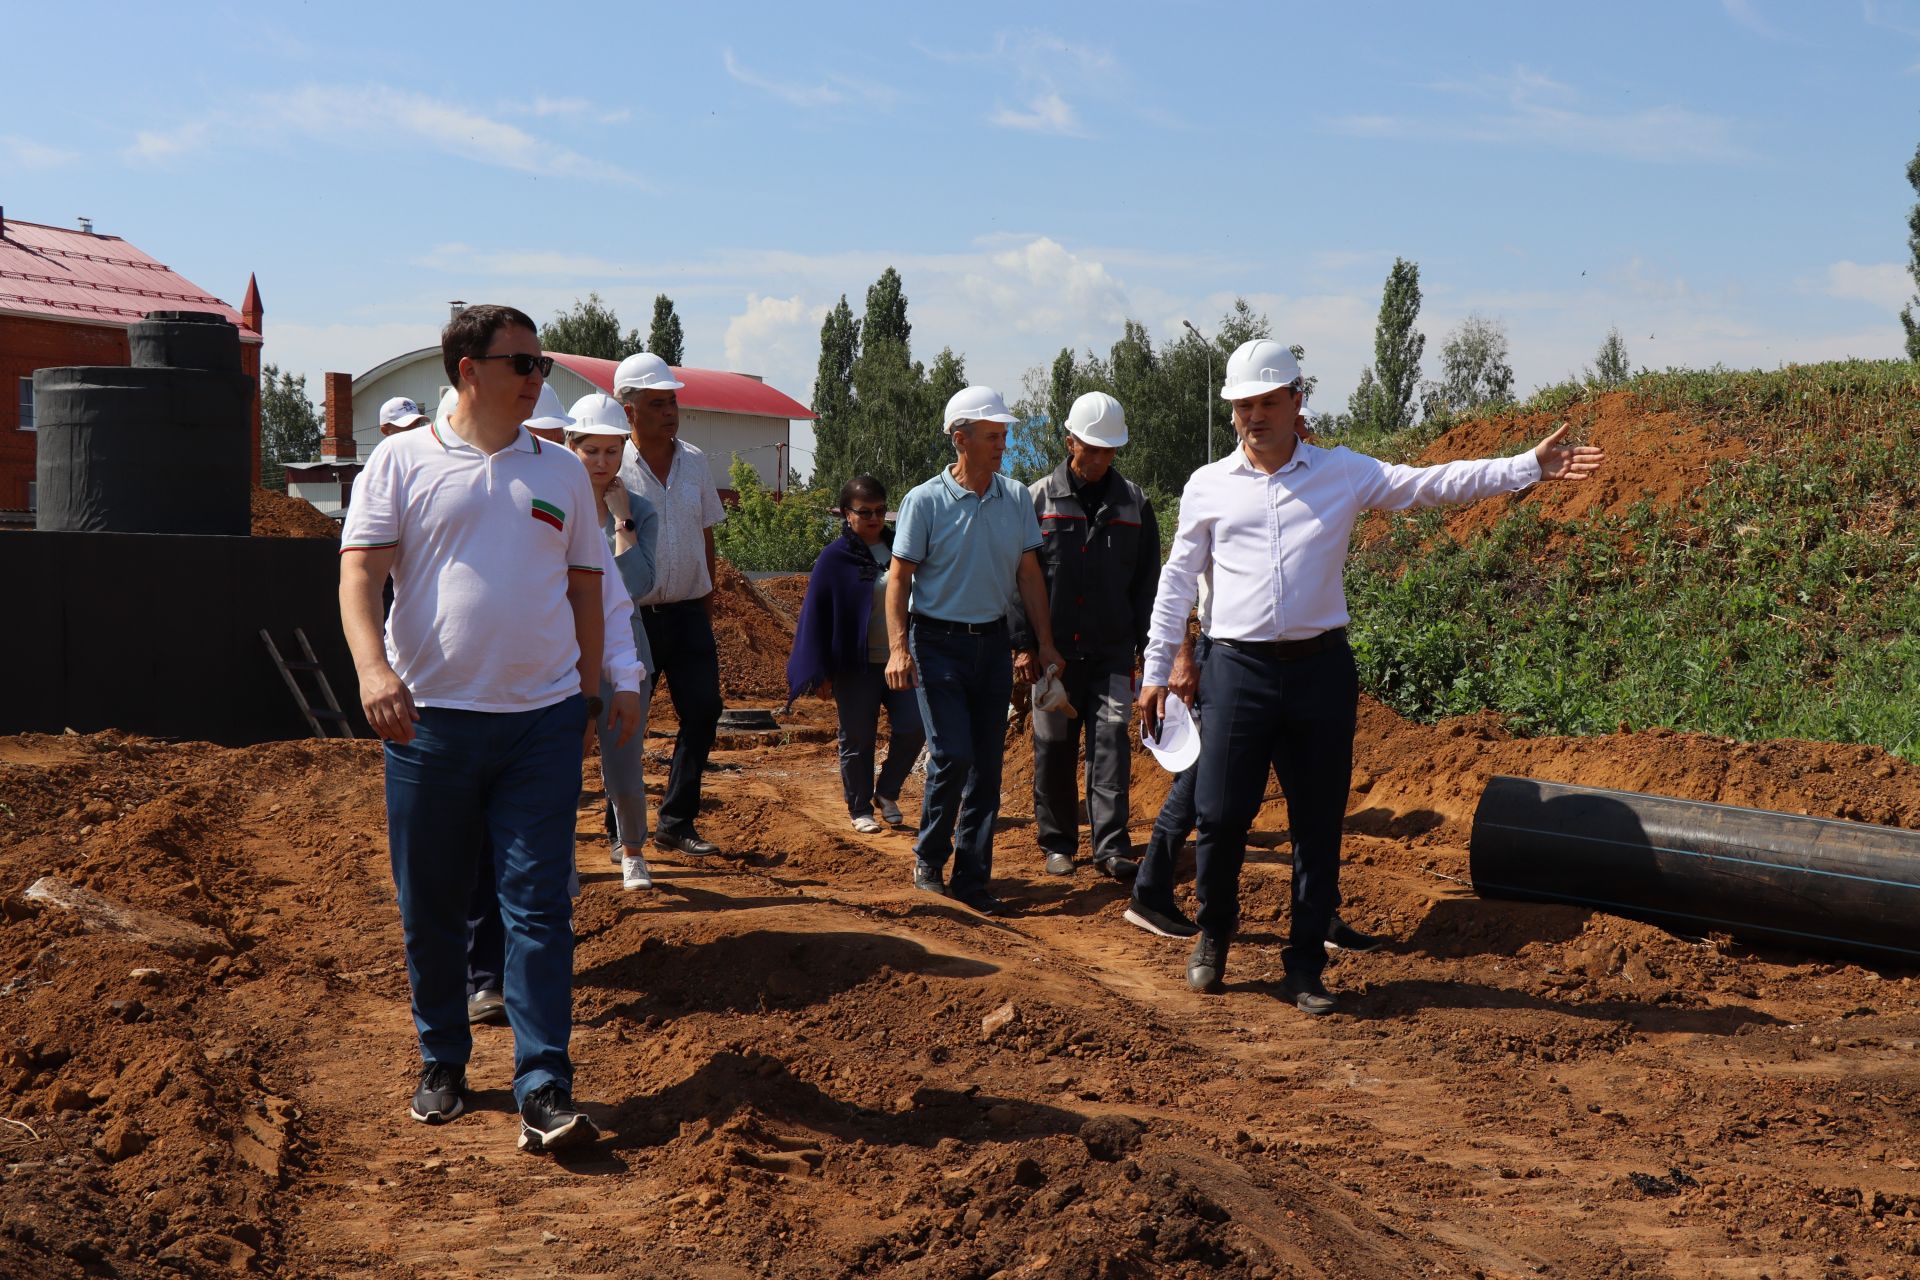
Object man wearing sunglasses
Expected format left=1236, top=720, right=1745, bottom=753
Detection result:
left=1137, top=339, right=1604, bottom=1014
left=340, top=305, right=605, bottom=1155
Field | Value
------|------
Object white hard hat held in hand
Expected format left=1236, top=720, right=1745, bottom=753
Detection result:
left=942, top=385, right=1018, bottom=434
left=1064, top=391, right=1127, bottom=448
left=1220, top=339, right=1302, bottom=401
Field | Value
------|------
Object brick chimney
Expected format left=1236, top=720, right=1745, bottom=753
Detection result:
left=321, top=372, right=357, bottom=461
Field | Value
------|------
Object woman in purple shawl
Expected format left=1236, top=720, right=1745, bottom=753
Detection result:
left=786, top=475, right=926, bottom=834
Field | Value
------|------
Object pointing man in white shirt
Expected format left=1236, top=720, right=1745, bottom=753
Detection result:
left=1137, top=339, right=1603, bottom=1013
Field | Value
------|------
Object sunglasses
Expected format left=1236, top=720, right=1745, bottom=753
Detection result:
left=847, top=505, right=887, bottom=518
left=472, top=353, right=555, bottom=377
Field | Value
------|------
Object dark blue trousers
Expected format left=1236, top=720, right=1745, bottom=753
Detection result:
left=1133, top=636, right=1210, bottom=910
left=385, top=696, right=586, bottom=1107
left=910, top=624, right=1014, bottom=895
left=833, top=660, right=927, bottom=818
left=1192, top=641, right=1357, bottom=977
left=641, top=600, right=723, bottom=835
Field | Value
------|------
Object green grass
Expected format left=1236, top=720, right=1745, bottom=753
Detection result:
left=1343, top=359, right=1920, bottom=757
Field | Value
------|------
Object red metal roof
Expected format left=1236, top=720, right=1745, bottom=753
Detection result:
left=0, top=217, right=258, bottom=339
left=549, top=352, right=814, bottom=420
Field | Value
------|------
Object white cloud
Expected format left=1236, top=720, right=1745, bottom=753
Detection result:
left=720, top=49, right=896, bottom=110
left=990, top=93, right=1082, bottom=136
left=1328, top=66, right=1745, bottom=164
left=499, top=96, right=632, bottom=125
left=123, top=85, right=638, bottom=183
left=723, top=293, right=827, bottom=389
left=1, top=134, right=78, bottom=168
left=1819, top=260, right=1913, bottom=309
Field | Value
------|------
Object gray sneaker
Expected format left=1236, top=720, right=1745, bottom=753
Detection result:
left=518, top=1083, right=597, bottom=1154
left=409, top=1062, right=467, bottom=1124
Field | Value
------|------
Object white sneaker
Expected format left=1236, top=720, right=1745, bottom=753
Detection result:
left=851, top=815, right=885, bottom=835
left=621, top=853, right=654, bottom=890
left=876, top=796, right=905, bottom=825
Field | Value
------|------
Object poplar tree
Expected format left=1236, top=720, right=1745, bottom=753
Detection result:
left=1356, top=258, right=1425, bottom=432
left=808, top=295, right=860, bottom=489
left=539, top=292, right=642, bottom=360
left=647, top=294, right=685, bottom=366
left=1902, top=143, right=1920, bottom=361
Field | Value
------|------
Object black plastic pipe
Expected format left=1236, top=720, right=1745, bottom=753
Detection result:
left=1469, top=774, right=1920, bottom=965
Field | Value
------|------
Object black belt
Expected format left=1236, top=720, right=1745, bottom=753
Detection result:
left=640, top=598, right=703, bottom=614
left=911, top=613, right=1006, bottom=636
left=1214, top=628, right=1348, bottom=662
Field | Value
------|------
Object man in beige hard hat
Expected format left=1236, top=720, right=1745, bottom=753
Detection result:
left=1138, top=339, right=1604, bottom=1013
left=1010, top=391, right=1159, bottom=884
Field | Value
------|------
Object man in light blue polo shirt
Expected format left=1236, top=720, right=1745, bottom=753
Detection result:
left=886, top=385, right=1064, bottom=916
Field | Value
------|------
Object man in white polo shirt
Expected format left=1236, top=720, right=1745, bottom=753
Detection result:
left=615, top=351, right=729, bottom=858
left=339, top=304, right=624, bottom=1155
left=1137, top=339, right=1602, bottom=1013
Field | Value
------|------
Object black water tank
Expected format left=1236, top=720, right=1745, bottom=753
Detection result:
left=128, top=310, right=242, bottom=373
left=33, top=358, right=255, bottom=537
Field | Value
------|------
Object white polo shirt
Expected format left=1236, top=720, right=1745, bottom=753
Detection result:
left=1143, top=441, right=1541, bottom=686
left=342, top=420, right=607, bottom=712
left=620, top=436, right=725, bottom=605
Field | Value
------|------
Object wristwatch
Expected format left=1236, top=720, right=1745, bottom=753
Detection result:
left=583, top=695, right=604, bottom=718
left=617, top=518, right=637, bottom=533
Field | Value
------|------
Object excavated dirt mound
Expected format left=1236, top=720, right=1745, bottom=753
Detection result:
left=707, top=559, right=797, bottom=703
left=250, top=488, right=339, bottom=539
left=1377, top=390, right=1741, bottom=547
left=3, top=701, right=1918, bottom=1279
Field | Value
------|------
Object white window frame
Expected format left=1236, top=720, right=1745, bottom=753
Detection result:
left=16, top=377, right=33, bottom=431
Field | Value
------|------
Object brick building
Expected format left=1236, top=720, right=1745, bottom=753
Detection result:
left=0, top=210, right=262, bottom=513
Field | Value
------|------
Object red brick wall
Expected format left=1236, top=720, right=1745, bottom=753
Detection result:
left=0, top=314, right=263, bottom=509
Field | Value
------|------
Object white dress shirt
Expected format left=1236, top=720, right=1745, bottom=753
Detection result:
left=619, top=437, right=726, bottom=606
left=1142, top=441, right=1541, bottom=686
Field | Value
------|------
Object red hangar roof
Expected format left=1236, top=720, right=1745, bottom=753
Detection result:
left=549, top=352, right=814, bottom=421
left=0, top=216, right=259, bottom=339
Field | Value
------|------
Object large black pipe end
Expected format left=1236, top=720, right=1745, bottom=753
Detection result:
left=130, top=310, right=241, bottom=374
left=1470, top=774, right=1920, bottom=967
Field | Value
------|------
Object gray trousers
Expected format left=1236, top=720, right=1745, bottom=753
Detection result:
left=1032, top=664, right=1136, bottom=864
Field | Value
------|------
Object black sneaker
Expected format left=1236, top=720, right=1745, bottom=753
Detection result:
left=1187, top=934, right=1228, bottom=993
left=1094, top=855, right=1139, bottom=882
left=467, top=987, right=506, bottom=1025
left=912, top=862, right=948, bottom=896
left=409, top=1062, right=467, bottom=1125
left=518, top=1083, right=597, bottom=1154
left=1325, top=915, right=1387, bottom=953
left=1279, top=971, right=1337, bottom=1016
left=1043, top=851, right=1075, bottom=876
left=955, top=887, right=1013, bottom=917
left=1124, top=899, right=1199, bottom=939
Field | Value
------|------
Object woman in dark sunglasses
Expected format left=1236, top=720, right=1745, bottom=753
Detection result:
left=785, top=474, right=926, bottom=834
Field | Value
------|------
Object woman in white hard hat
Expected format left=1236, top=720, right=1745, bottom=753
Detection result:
left=1137, top=339, right=1604, bottom=1013
left=565, top=393, right=661, bottom=890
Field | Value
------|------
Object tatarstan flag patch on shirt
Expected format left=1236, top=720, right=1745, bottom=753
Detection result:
left=529, top=498, right=566, bottom=532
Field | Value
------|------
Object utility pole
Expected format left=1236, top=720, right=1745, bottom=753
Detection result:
left=1181, top=319, right=1215, bottom=462
left=774, top=441, right=786, bottom=497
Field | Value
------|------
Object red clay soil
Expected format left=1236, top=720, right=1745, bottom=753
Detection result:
left=3, top=694, right=1918, bottom=1279
left=1370, top=390, right=1744, bottom=547
left=704, top=559, right=798, bottom=705
left=250, top=489, right=339, bottom=540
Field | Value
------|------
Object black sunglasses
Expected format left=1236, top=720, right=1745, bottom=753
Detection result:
left=472, top=353, right=555, bottom=377
left=847, top=505, right=886, bottom=518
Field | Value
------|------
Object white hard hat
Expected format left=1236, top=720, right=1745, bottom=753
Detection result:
left=1220, top=339, right=1303, bottom=401
left=523, top=382, right=575, bottom=434
left=613, top=351, right=685, bottom=394
left=436, top=387, right=459, bottom=422
left=1141, top=692, right=1201, bottom=773
left=567, top=392, right=629, bottom=437
left=1064, top=391, right=1127, bottom=447
left=379, top=396, right=430, bottom=429
left=942, top=384, right=1017, bottom=434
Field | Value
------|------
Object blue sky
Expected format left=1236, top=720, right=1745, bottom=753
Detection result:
left=5, top=1, right=1920, bottom=473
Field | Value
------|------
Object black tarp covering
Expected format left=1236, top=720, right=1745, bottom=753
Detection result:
left=0, top=531, right=369, bottom=745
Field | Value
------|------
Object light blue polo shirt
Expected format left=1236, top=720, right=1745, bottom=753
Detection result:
left=894, top=467, right=1043, bottom=624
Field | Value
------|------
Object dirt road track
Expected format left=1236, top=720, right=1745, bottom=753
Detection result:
left=3, top=702, right=1918, bottom=1279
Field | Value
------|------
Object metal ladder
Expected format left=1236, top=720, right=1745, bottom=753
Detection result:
left=260, top=628, right=355, bottom=739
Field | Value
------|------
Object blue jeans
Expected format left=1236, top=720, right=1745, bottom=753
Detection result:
left=833, top=661, right=926, bottom=818
left=386, top=696, right=586, bottom=1107
left=1192, top=640, right=1357, bottom=977
left=910, top=625, right=1014, bottom=895
left=1134, top=635, right=1210, bottom=910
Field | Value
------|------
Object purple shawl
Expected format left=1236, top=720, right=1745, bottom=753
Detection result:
left=785, top=527, right=884, bottom=707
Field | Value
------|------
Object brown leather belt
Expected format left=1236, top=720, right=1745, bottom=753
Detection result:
left=1213, top=627, right=1348, bottom=662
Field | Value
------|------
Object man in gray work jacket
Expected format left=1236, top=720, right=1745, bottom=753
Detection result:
left=1011, top=391, right=1160, bottom=882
